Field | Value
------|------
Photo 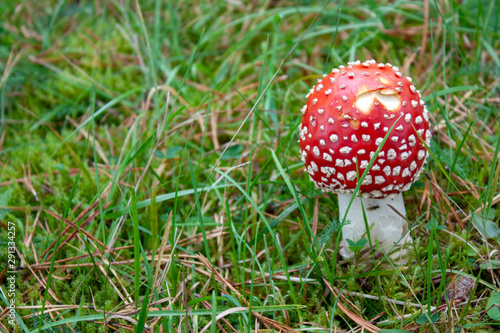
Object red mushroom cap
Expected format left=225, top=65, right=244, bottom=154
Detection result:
left=299, top=60, right=431, bottom=198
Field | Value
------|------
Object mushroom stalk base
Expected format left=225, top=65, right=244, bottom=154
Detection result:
left=338, top=193, right=411, bottom=259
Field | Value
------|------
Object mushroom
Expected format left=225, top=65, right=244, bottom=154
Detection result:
left=299, top=59, right=431, bottom=258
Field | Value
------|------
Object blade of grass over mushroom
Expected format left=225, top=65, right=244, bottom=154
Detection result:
left=329, top=114, right=404, bottom=272
left=340, top=115, right=404, bottom=229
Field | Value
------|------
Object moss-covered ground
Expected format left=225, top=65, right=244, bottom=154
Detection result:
left=1, top=0, right=500, bottom=332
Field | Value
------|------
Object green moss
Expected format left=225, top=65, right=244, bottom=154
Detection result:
left=1, top=0, right=499, bottom=331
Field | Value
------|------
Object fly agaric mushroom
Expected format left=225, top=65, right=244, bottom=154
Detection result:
left=299, top=59, right=431, bottom=258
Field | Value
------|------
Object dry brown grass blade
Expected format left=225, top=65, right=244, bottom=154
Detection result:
left=441, top=193, right=466, bottom=230
left=41, top=209, right=119, bottom=260
left=66, top=116, right=110, bottom=165
left=0, top=130, right=4, bottom=153
left=22, top=163, right=39, bottom=201
left=33, top=256, right=198, bottom=269
left=41, top=199, right=112, bottom=261
left=0, top=205, right=41, bottom=212
left=44, top=200, right=113, bottom=261
left=196, top=254, right=244, bottom=300
left=103, top=314, right=140, bottom=332
left=0, top=168, right=83, bottom=186
left=144, top=85, right=187, bottom=110
left=98, top=256, right=134, bottom=304
left=0, top=321, right=9, bottom=333
left=312, top=198, right=319, bottom=236
left=153, top=211, right=172, bottom=292
left=24, top=208, right=42, bottom=247
left=198, top=307, right=247, bottom=333
left=251, top=312, right=299, bottom=333
left=19, top=305, right=93, bottom=318
left=176, top=228, right=230, bottom=250
left=210, top=110, right=220, bottom=150
left=51, top=202, right=111, bottom=254
left=15, top=247, right=62, bottom=304
left=196, top=254, right=298, bottom=332
left=323, top=278, right=381, bottom=333
left=383, top=26, right=424, bottom=37
left=73, top=228, right=227, bottom=281
left=194, top=293, right=234, bottom=333
left=0, top=45, right=23, bottom=91
left=43, top=300, right=76, bottom=333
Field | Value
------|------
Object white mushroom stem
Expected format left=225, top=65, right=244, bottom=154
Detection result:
left=337, top=193, right=411, bottom=258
